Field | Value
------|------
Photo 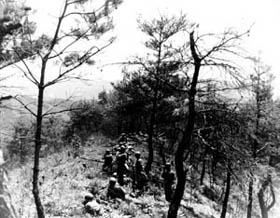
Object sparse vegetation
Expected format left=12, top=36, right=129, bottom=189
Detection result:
left=1, top=2, right=280, bottom=218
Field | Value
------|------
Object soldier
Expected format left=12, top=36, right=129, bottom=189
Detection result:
left=162, top=163, right=175, bottom=202
left=112, top=172, right=118, bottom=178
left=115, top=144, right=127, bottom=157
left=133, top=152, right=142, bottom=189
left=118, top=133, right=127, bottom=144
left=82, top=192, right=94, bottom=206
left=116, top=146, right=127, bottom=186
left=102, top=149, right=113, bottom=173
left=134, top=160, right=148, bottom=194
left=72, top=136, right=80, bottom=158
left=107, top=177, right=126, bottom=200
left=135, top=151, right=142, bottom=175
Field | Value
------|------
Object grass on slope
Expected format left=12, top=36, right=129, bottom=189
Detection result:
left=7, top=135, right=226, bottom=218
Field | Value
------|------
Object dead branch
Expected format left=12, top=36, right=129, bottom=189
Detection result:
left=13, top=96, right=36, bottom=117
left=44, top=40, right=114, bottom=88
left=0, top=95, right=12, bottom=101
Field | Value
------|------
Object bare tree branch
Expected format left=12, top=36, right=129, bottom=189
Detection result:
left=42, top=106, right=82, bottom=117
left=0, top=60, right=18, bottom=71
left=0, top=95, right=12, bottom=101
left=49, top=26, right=92, bottom=59
left=44, top=0, right=68, bottom=60
left=13, top=50, right=39, bottom=86
left=201, top=29, right=249, bottom=60
left=44, top=40, right=114, bottom=88
left=267, top=183, right=276, bottom=211
left=13, top=96, right=36, bottom=117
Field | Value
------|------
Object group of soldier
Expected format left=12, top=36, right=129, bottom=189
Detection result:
left=102, top=134, right=176, bottom=202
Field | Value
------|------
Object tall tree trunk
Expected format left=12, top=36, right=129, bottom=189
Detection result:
left=258, top=188, right=268, bottom=218
left=247, top=77, right=260, bottom=218
left=220, top=167, right=231, bottom=218
left=159, top=140, right=166, bottom=166
left=247, top=141, right=257, bottom=218
left=247, top=178, right=253, bottom=218
left=168, top=31, right=201, bottom=218
left=145, top=88, right=157, bottom=173
left=20, top=140, right=24, bottom=163
left=258, top=174, right=275, bottom=218
left=200, top=155, right=206, bottom=185
left=145, top=38, right=161, bottom=174
left=33, top=86, right=45, bottom=218
left=117, top=116, right=122, bottom=135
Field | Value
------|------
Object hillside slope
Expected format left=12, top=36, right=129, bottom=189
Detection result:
left=5, top=135, right=280, bottom=218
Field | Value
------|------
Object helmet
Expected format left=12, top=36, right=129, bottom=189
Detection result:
left=120, top=146, right=126, bottom=152
left=109, top=177, right=117, bottom=185
left=165, top=162, right=171, bottom=170
left=135, top=151, right=140, bottom=158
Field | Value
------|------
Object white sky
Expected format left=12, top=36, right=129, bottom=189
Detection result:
left=12, top=0, right=280, bottom=98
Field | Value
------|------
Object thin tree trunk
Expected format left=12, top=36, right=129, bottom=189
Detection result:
left=247, top=142, right=257, bottom=218
left=159, top=140, right=166, bottom=166
left=200, top=155, right=206, bottom=185
left=220, top=168, right=231, bottom=218
left=168, top=31, right=201, bottom=218
left=258, top=188, right=268, bottom=218
left=117, top=117, right=122, bottom=135
left=257, top=174, right=275, bottom=218
left=247, top=78, right=260, bottom=218
left=33, top=87, right=45, bottom=218
left=145, top=89, right=157, bottom=173
left=20, top=140, right=24, bottom=163
left=247, top=178, right=253, bottom=218
left=145, top=38, right=161, bottom=174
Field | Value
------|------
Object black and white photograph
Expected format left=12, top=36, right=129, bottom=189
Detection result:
left=0, top=0, right=280, bottom=217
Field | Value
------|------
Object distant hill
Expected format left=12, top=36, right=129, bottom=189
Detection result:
left=0, top=95, right=76, bottom=149
left=0, top=77, right=115, bottom=149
